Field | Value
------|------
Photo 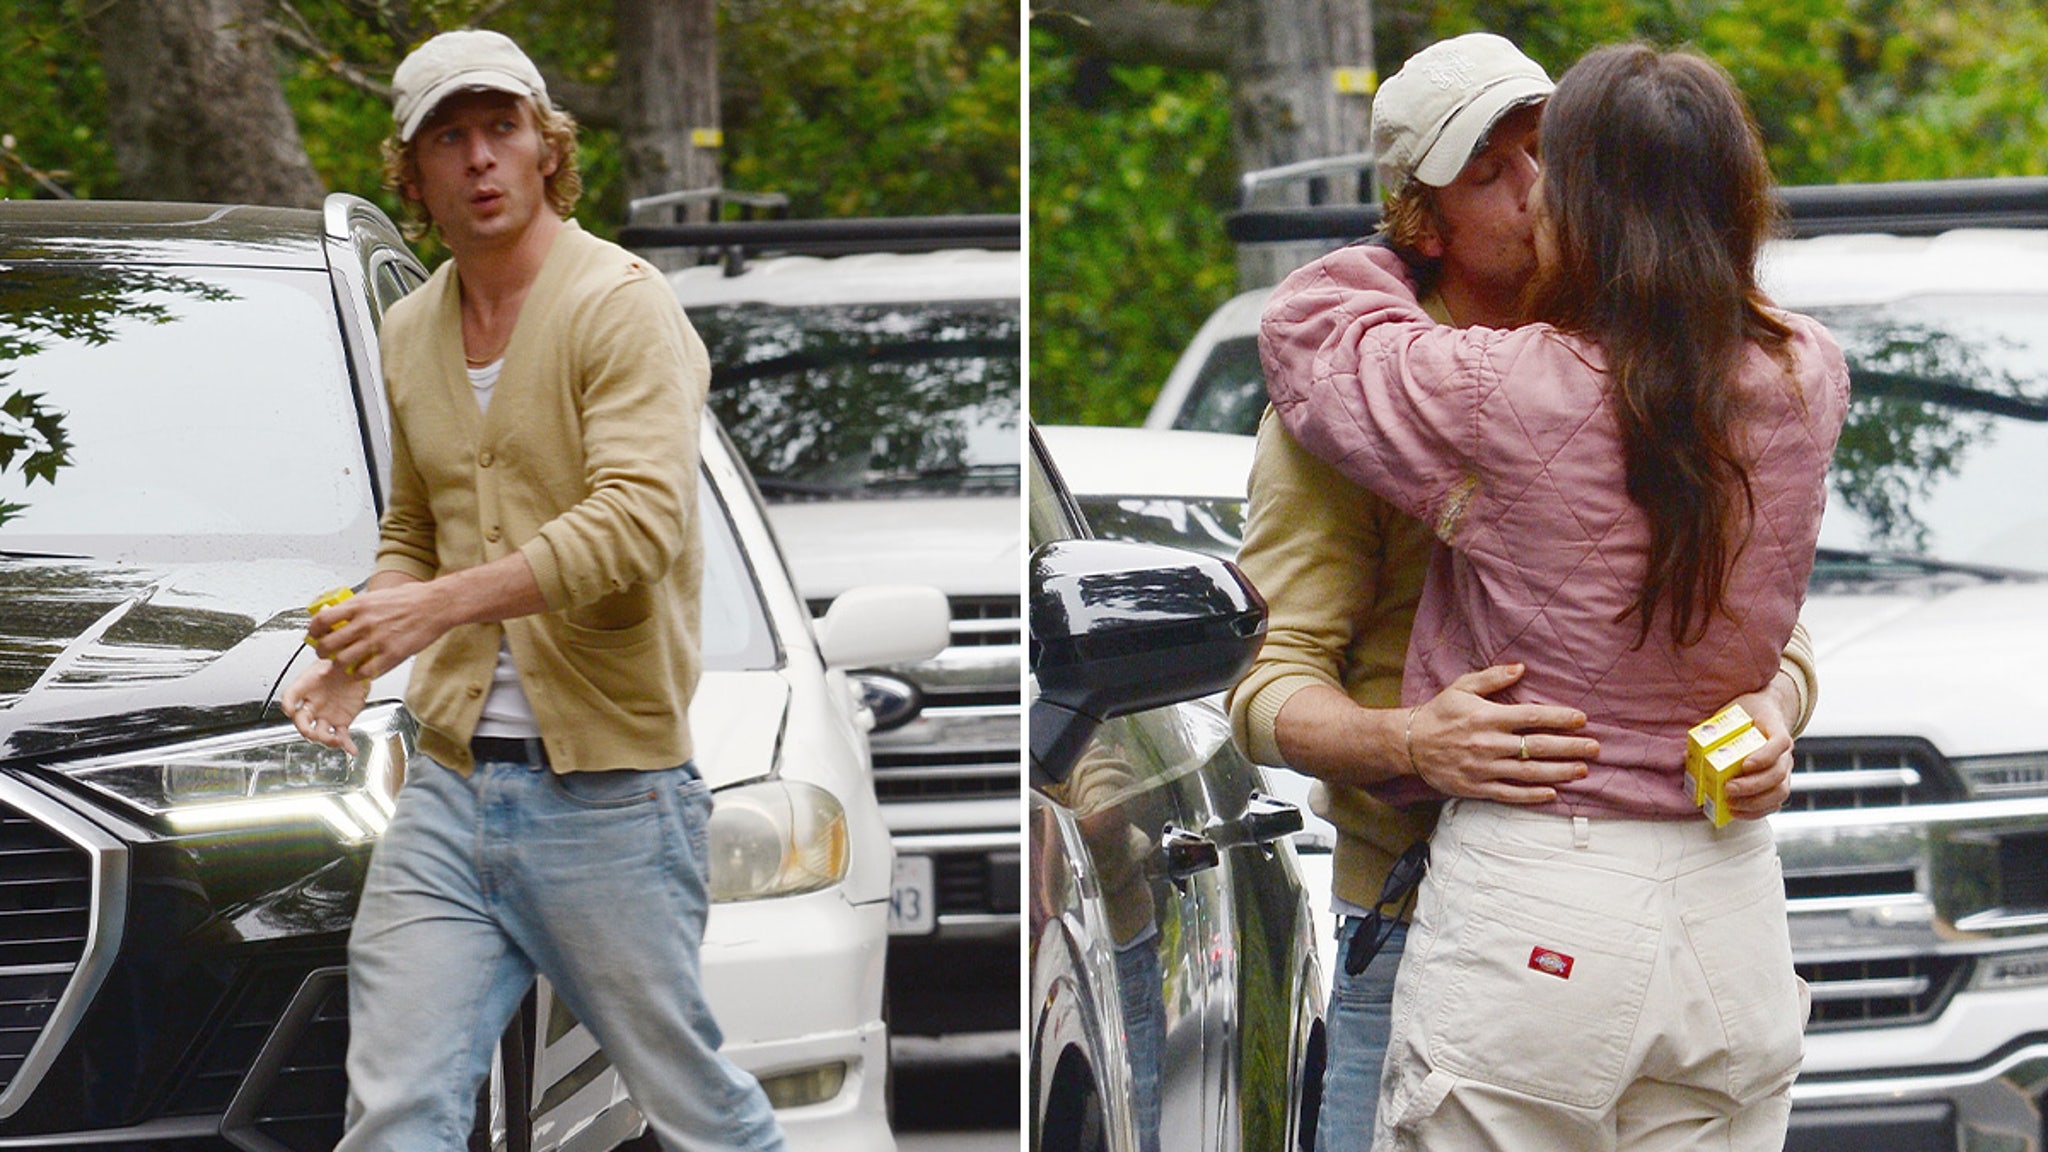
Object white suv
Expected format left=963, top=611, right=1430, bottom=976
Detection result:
left=631, top=211, right=1024, bottom=1053
left=1151, top=175, right=2048, bottom=1152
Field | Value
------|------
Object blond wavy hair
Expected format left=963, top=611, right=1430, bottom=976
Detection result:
left=1380, top=182, right=1450, bottom=253
left=381, top=97, right=583, bottom=241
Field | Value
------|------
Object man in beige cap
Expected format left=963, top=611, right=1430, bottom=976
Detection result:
left=1228, top=32, right=1815, bottom=1149
left=283, top=27, right=785, bottom=1152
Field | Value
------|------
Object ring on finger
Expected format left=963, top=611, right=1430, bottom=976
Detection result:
left=1517, top=735, right=1530, bottom=761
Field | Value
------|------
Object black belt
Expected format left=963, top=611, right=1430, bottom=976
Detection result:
left=471, top=735, right=550, bottom=767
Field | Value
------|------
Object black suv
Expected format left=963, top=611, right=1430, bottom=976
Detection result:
left=0, top=196, right=424, bottom=1151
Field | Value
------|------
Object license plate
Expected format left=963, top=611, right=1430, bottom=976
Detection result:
left=888, top=855, right=935, bottom=935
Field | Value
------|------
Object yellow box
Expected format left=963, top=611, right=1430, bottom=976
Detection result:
left=305, top=586, right=353, bottom=646
left=1696, top=726, right=1768, bottom=827
left=1687, top=704, right=1762, bottom=827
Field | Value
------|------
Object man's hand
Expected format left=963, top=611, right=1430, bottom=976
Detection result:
left=281, top=659, right=372, bottom=755
left=1720, top=673, right=1799, bottom=820
left=307, top=580, right=450, bottom=684
left=1407, top=664, right=1598, bottom=804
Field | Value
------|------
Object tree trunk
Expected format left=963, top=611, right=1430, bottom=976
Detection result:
left=1036, top=0, right=1376, bottom=288
left=88, top=0, right=324, bottom=208
left=615, top=0, right=722, bottom=221
left=1227, top=0, right=1375, bottom=287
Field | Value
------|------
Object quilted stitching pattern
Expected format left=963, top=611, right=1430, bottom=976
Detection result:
left=1261, top=244, right=1851, bottom=819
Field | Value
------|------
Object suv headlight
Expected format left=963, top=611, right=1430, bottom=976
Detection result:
left=707, top=780, right=849, bottom=902
left=56, top=703, right=414, bottom=842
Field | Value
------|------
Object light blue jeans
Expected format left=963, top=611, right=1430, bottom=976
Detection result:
left=1316, top=919, right=1407, bottom=1152
left=337, top=756, right=785, bottom=1152
left=1113, top=938, right=1164, bottom=1152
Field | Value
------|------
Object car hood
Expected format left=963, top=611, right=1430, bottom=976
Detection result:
left=0, top=556, right=801, bottom=786
left=0, top=556, right=352, bottom=763
left=764, top=496, right=1020, bottom=600
left=1802, top=576, right=2048, bottom=757
left=687, top=671, right=790, bottom=791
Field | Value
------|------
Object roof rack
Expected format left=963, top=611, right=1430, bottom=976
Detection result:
left=620, top=188, right=1020, bottom=275
left=1779, top=177, right=2048, bottom=236
left=1238, top=151, right=1377, bottom=209
left=1223, top=169, right=2048, bottom=246
left=1227, top=153, right=1382, bottom=245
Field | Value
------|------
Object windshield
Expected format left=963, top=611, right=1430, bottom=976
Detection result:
left=0, top=263, right=376, bottom=568
left=1167, top=334, right=1266, bottom=437
left=1810, top=295, right=2048, bottom=581
left=697, top=476, right=779, bottom=671
left=694, top=298, right=1020, bottom=501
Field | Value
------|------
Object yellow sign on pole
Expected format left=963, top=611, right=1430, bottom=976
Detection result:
left=1333, top=68, right=1378, bottom=95
left=691, top=128, right=724, bottom=149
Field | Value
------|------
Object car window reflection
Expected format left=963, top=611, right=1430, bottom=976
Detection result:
left=0, top=265, right=372, bottom=567
left=1815, top=297, right=2048, bottom=576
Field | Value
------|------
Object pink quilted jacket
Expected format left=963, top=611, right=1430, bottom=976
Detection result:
left=1261, top=243, right=1851, bottom=819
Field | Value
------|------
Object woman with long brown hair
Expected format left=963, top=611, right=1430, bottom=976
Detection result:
left=1259, top=44, right=1850, bottom=1150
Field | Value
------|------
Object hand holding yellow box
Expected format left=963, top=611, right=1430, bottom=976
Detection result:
left=305, top=586, right=353, bottom=646
left=1687, top=704, right=1767, bottom=828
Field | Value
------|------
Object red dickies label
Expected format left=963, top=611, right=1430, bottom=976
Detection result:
left=1529, top=946, right=1575, bottom=979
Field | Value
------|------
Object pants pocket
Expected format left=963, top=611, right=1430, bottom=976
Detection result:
left=549, top=768, right=662, bottom=808
left=1681, top=849, right=1807, bottom=1102
left=1425, top=882, right=1658, bottom=1109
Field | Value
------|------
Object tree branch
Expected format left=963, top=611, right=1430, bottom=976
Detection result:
left=1032, top=0, right=1233, bottom=72
left=269, top=3, right=394, bottom=101
left=266, top=2, right=619, bottom=130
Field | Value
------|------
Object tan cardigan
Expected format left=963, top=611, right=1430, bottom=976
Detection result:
left=1228, top=406, right=1820, bottom=910
left=376, top=223, right=709, bottom=774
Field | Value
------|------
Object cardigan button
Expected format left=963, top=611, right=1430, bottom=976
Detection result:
left=478, top=450, right=494, bottom=467
left=486, top=527, right=502, bottom=543
left=466, top=683, right=484, bottom=699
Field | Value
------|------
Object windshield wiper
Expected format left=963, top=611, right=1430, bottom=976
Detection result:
left=1855, top=370, right=2048, bottom=422
left=863, top=463, right=1021, bottom=491
left=1814, top=547, right=2043, bottom=582
left=748, top=476, right=855, bottom=498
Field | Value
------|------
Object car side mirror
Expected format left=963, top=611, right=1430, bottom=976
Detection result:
left=1029, top=538, right=1267, bottom=788
left=815, top=584, right=951, bottom=670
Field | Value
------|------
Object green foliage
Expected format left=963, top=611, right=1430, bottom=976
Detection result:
left=720, top=0, right=1021, bottom=217
left=1032, top=0, right=2048, bottom=426
left=1029, top=26, right=1236, bottom=427
left=0, top=0, right=1018, bottom=236
left=0, top=1, right=115, bottom=199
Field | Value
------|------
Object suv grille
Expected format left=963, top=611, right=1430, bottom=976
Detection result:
left=1784, top=738, right=1961, bottom=810
left=1798, top=954, right=1967, bottom=1030
left=945, top=596, right=1023, bottom=647
left=936, top=850, right=1022, bottom=916
left=864, top=595, right=1021, bottom=803
left=0, top=802, right=92, bottom=1094
left=806, top=595, right=1023, bottom=649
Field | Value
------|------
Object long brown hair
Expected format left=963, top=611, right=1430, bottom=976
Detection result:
left=1522, top=44, right=1793, bottom=647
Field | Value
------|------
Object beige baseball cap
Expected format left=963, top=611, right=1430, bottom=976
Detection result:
left=1372, top=33, right=1553, bottom=195
left=391, top=30, right=550, bottom=143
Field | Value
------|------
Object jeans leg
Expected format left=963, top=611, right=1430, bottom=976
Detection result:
left=499, top=765, right=785, bottom=1152
left=339, top=761, right=537, bottom=1152
left=1113, top=938, right=1164, bottom=1152
left=1317, top=920, right=1407, bottom=1152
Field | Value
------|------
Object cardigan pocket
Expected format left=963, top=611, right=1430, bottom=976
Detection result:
left=563, top=585, right=654, bottom=646
left=559, top=611, right=655, bottom=651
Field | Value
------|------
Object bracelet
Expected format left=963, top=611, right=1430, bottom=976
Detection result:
left=1404, top=705, right=1422, bottom=776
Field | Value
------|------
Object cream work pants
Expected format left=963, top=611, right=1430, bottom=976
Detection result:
left=1371, top=799, right=1808, bottom=1152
